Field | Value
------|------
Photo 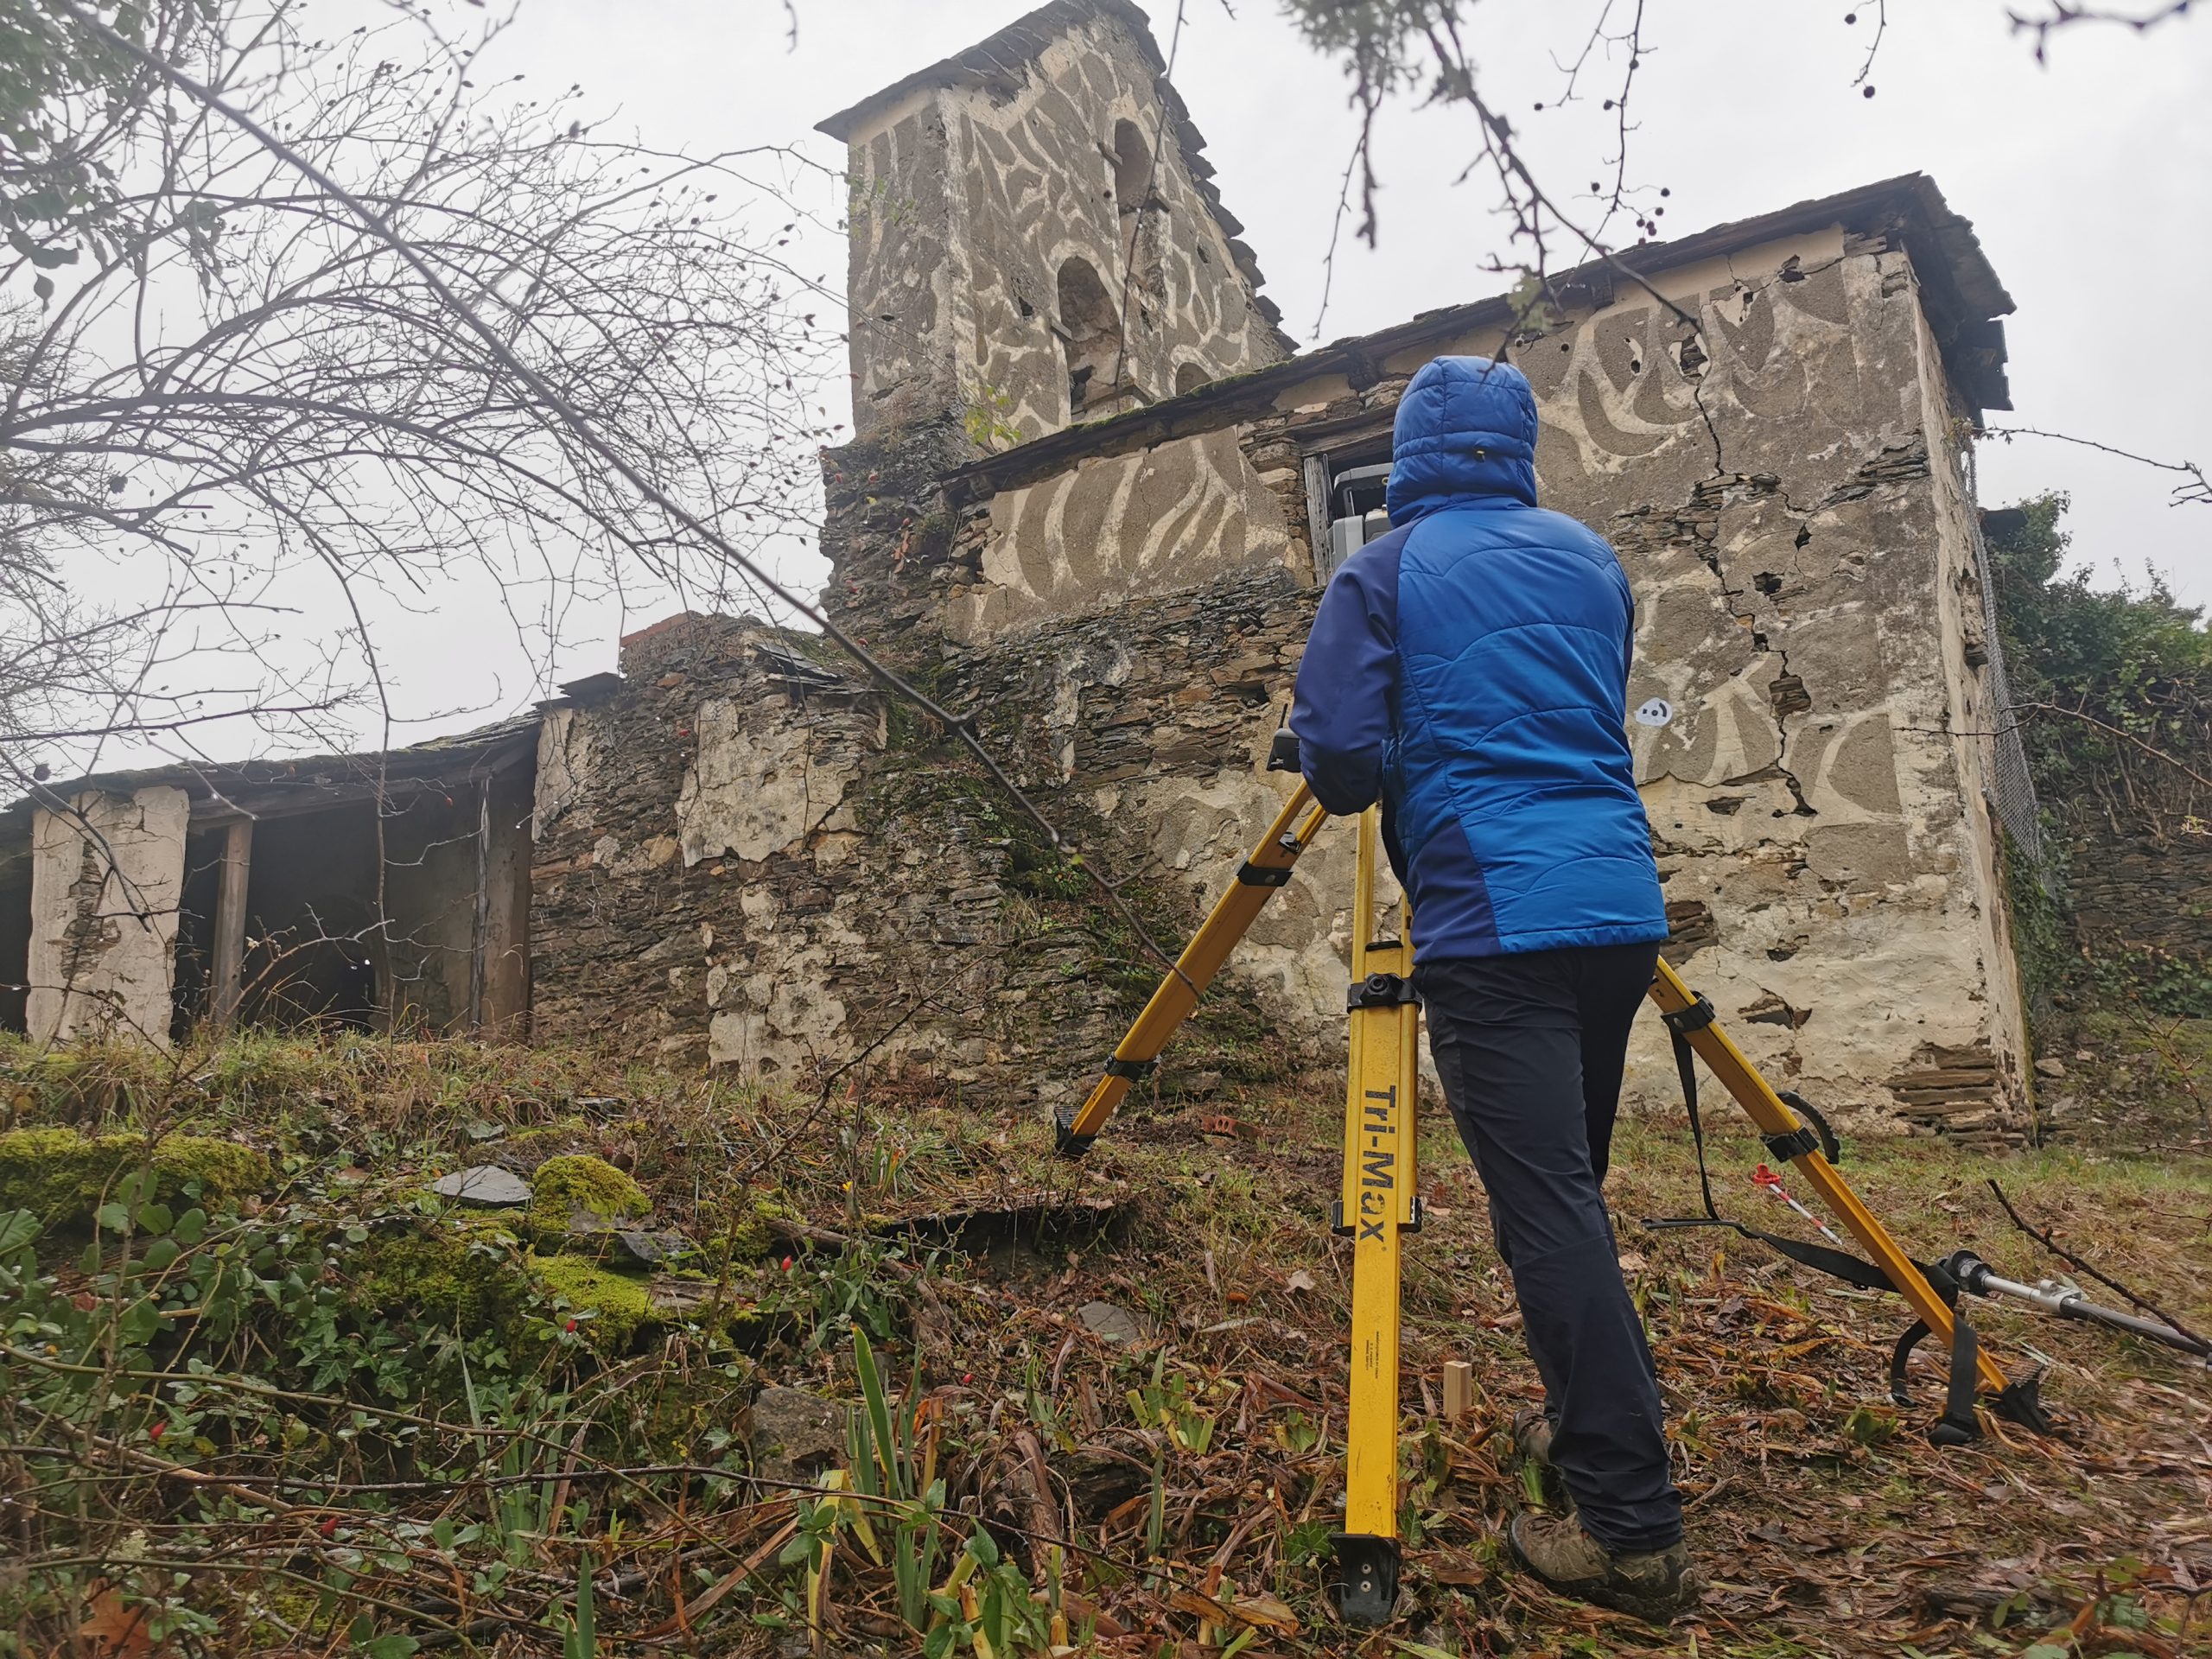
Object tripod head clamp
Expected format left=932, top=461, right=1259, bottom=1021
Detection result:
left=1940, top=1249, right=1996, bottom=1298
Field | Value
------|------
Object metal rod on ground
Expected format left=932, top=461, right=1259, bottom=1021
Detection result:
left=1753, top=1161, right=1845, bottom=1247
left=1942, top=1251, right=2212, bottom=1364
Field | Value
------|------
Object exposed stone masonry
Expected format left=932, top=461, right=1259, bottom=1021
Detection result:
left=528, top=3, right=2036, bottom=1141
left=530, top=598, right=1325, bottom=1100
left=2067, top=835, right=2212, bottom=964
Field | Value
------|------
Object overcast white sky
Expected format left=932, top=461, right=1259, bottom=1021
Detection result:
left=60, top=0, right=2212, bottom=762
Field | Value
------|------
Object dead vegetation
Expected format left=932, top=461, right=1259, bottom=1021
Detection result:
left=0, top=1032, right=2206, bottom=1657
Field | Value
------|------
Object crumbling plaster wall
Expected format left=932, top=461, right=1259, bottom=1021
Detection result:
left=839, top=5, right=1285, bottom=443
left=1529, top=232, right=2027, bottom=1139
left=26, top=787, right=188, bottom=1047
left=547, top=207, right=2024, bottom=1134
left=526, top=600, right=1332, bottom=1101
left=818, top=224, right=2027, bottom=1135
left=531, top=617, right=966, bottom=1078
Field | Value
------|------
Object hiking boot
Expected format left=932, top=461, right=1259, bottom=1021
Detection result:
left=1512, top=1408, right=1555, bottom=1468
left=1508, top=1510, right=1703, bottom=1623
left=1511, top=1408, right=1573, bottom=1512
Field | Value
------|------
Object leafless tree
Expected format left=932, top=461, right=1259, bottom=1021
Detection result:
left=0, top=0, right=849, bottom=1047
left=1, top=0, right=838, bottom=793
left=1283, top=0, right=2202, bottom=344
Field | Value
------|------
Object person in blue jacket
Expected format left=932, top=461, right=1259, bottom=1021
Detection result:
left=1291, top=355, right=1700, bottom=1620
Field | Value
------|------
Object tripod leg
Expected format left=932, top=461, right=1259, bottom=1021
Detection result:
left=1332, top=807, right=1421, bottom=1626
left=1647, top=958, right=2012, bottom=1397
left=1055, top=784, right=1329, bottom=1156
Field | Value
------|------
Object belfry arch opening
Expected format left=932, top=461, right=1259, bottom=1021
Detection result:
left=1056, top=256, right=1122, bottom=420
left=1111, top=119, right=1149, bottom=217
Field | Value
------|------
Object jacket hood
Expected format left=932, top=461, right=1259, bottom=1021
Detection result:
left=1386, top=355, right=1540, bottom=524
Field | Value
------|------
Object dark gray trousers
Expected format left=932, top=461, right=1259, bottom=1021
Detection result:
left=1418, top=943, right=1684, bottom=1554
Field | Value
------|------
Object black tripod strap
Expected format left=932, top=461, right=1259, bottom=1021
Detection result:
left=1671, top=1023, right=1724, bottom=1222
left=1891, top=1306, right=1983, bottom=1445
left=1651, top=1024, right=1984, bottom=1443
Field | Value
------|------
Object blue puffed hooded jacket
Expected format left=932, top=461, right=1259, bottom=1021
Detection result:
left=1289, top=355, right=1667, bottom=959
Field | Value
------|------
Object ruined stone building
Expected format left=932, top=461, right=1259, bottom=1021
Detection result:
left=3, top=0, right=2047, bottom=1141
left=0, top=725, right=534, bottom=1047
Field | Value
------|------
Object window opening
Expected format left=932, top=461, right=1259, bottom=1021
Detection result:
left=1306, top=435, right=1395, bottom=581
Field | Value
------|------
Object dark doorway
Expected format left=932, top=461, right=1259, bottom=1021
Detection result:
left=170, top=830, right=226, bottom=1040
left=237, top=806, right=383, bottom=1029
left=0, top=855, right=29, bottom=1036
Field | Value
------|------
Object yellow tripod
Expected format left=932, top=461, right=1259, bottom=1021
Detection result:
left=1053, top=747, right=2045, bottom=1625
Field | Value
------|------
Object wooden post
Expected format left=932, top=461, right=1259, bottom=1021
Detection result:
left=209, top=819, right=252, bottom=1032
left=467, top=776, right=490, bottom=1031
left=1441, top=1361, right=1474, bottom=1425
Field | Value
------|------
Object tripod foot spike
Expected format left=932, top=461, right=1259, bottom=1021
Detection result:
left=1330, top=1533, right=1401, bottom=1626
left=1994, top=1372, right=2053, bottom=1433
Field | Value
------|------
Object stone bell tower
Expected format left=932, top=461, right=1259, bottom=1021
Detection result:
left=816, top=0, right=1293, bottom=449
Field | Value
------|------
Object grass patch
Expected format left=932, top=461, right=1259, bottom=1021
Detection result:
left=0, top=1027, right=2203, bottom=1656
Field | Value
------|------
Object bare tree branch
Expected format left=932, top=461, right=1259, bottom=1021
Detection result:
left=41, top=0, right=1183, bottom=975
left=2009, top=1, right=2198, bottom=63
left=1985, top=426, right=2212, bottom=508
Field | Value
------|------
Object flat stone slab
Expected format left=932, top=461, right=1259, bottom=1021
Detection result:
left=431, top=1165, right=532, bottom=1206
left=746, top=1385, right=853, bottom=1484
left=614, top=1229, right=693, bottom=1267
left=1077, top=1300, right=1150, bottom=1344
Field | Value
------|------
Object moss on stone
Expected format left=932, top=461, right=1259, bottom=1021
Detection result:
left=704, top=1195, right=791, bottom=1265
left=346, top=1217, right=728, bottom=1357
left=0, top=1127, right=271, bottom=1226
left=529, top=1154, right=648, bottom=1228
left=723, top=1204, right=773, bottom=1263
left=348, top=1217, right=526, bottom=1326
left=527, top=1255, right=660, bottom=1352
left=497, top=1119, right=591, bottom=1166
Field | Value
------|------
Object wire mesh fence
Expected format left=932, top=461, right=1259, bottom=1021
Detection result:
left=1965, top=462, right=2047, bottom=873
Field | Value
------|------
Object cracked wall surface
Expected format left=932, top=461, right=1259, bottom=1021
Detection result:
left=536, top=10, right=2025, bottom=1135
left=26, top=787, right=188, bottom=1048
left=790, top=217, right=2022, bottom=1135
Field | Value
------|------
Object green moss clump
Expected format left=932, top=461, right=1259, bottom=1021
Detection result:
left=349, top=1217, right=526, bottom=1326
left=346, top=1219, right=720, bottom=1355
left=724, top=1205, right=773, bottom=1263
left=702, top=1196, right=787, bottom=1265
left=528, top=1255, right=659, bottom=1353
left=247, top=1582, right=327, bottom=1649
left=0, top=1127, right=271, bottom=1225
left=529, top=1154, right=648, bottom=1228
left=497, top=1119, right=590, bottom=1165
